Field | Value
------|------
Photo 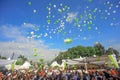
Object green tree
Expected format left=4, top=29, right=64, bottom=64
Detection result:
left=94, top=42, right=105, bottom=56
left=17, top=55, right=28, bottom=65
left=106, top=47, right=119, bottom=57
left=86, top=46, right=96, bottom=57
left=0, top=55, right=7, bottom=59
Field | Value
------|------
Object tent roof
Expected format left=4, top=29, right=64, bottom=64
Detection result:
left=0, top=59, right=15, bottom=67
left=19, top=61, right=31, bottom=69
left=51, top=61, right=60, bottom=67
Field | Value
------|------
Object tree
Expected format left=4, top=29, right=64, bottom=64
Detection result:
left=106, top=47, right=119, bottom=57
left=94, top=42, right=105, bottom=56
left=0, top=55, right=7, bottom=59
left=51, top=43, right=119, bottom=63
left=17, top=55, right=28, bottom=65
left=86, top=46, right=96, bottom=56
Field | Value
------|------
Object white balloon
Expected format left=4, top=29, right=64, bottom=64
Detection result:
left=60, top=3, right=63, bottom=6
left=53, top=5, right=56, bottom=8
left=80, top=29, right=82, bottom=32
left=109, top=7, right=111, bottom=9
left=31, top=31, right=34, bottom=35
left=48, top=8, right=51, bottom=11
left=83, top=37, right=87, bottom=40
left=63, top=8, right=65, bottom=11
left=50, top=36, right=52, bottom=39
left=107, top=1, right=110, bottom=4
left=44, top=33, right=48, bottom=37
left=105, top=17, right=107, bottom=20
left=33, top=9, right=37, bottom=13
left=116, top=5, right=119, bottom=8
left=113, top=10, right=116, bottom=13
left=110, top=23, right=114, bottom=26
left=48, top=12, right=51, bottom=14
left=95, top=27, right=98, bottom=30
left=105, top=10, right=108, bottom=12
left=107, top=13, right=110, bottom=15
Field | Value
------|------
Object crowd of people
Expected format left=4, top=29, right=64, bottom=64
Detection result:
left=0, top=67, right=120, bottom=80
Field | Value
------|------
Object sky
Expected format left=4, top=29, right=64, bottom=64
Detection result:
left=0, top=0, right=120, bottom=61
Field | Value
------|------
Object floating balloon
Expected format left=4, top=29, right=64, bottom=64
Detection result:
left=33, top=9, right=37, bottom=13
left=88, top=27, right=91, bottom=30
left=88, top=0, right=92, bottom=2
left=31, top=31, right=34, bottom=35
left=28, top=1, right=32, bottom=5
left=60, top=3, right=63, bottom=6
left=58, top=9, right=62, bottom=13
left=34, top=52, right=37, bottom=56
left=53, top=5, right=56, bottom=8
left=47, top=20, right=51, bottom=24
left=64, top=38, right=72, bottom=43
left=34, top=48, right=37, bottom=51
left=49, top=3, right=52, bottom=6
left=93, top=8, right=97, bottom=13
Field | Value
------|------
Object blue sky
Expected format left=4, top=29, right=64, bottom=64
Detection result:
left=0, top=0, right=120, bottom=61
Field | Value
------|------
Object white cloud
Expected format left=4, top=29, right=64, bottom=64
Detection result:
left=66, top=12, right=78, bottom=23
left=0, top=25, right=22, bottom=39
left=0, top=24, right=61, bottom=62
left=0, top=41, right=61, bottom=62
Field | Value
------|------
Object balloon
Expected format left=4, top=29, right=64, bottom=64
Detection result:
left=113, top=10, right=116, bottom=13
left=94, top=16, right=96, bottom=19
left=110, top=4, right=113, bottom=7
left=88, top=27, right=91, bottom=30
left=64, top=38, right=72, bottom=43
left=98, top=32, right=101, bottom=34
left=28, top=2, right=32, bottom=5
left=93, top=8, right=97, bottom=13
left=49, top=3, right=52, bottom=6
left=31, top=31, right=34, bottom=35
left=11, top=63, right=14, bottom=71
left=47, top=20, right=50, bottom=24
left=34, top=48, right=37, bottom=51
left=64, top=5, right=67, bottom=9
left=53, top=5, right=56, bottom=8
left=33, top=9, right=37, bottom=13
left=80, top=15, right=82, bottom=18
left=44, top=33, right=48, bottom=37
left=58, top=9, right=62, bottom=13
left=112, top=18, right=116, bottom=20
left=34, top=53, right=37, bottom=56
left=88, top=0, right=92, bottom=2
left=54, top=20, right=59, bottom=24
left=75, top=18, right=79, bottom=23
left=60, top=3, right=63, bottom=6
left=39, top=58, right=43, bottom=62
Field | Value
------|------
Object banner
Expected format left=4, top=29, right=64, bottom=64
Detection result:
left=108, top=54, right=119, bottom=68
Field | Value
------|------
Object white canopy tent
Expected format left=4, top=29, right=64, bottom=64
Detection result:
left=51, top=61, right=61, bottom=67
left=90, top=61, right=106, bottom=65
left=19, top=61, right=31, bottom=69
left=65, top=59, right=83, bottom=65
left=64, top=57, right=85, bottom=65
left=0, top=59, right=15, bottom=67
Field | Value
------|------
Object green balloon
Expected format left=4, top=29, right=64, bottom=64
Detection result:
left=88, top=27, right=91, bottom=30
left=88, top=0, right=92, bottom=2
left=64, top=38, right=72, bottom=43
left=75, top=18, right=79, bottom=23
left=49, top=3, right=52, bottom=6
left=34, top=48, right=37, bottom=51
left=28, top=2, right=32, bottom=5
left=34, top=53, right=37, bottom=56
